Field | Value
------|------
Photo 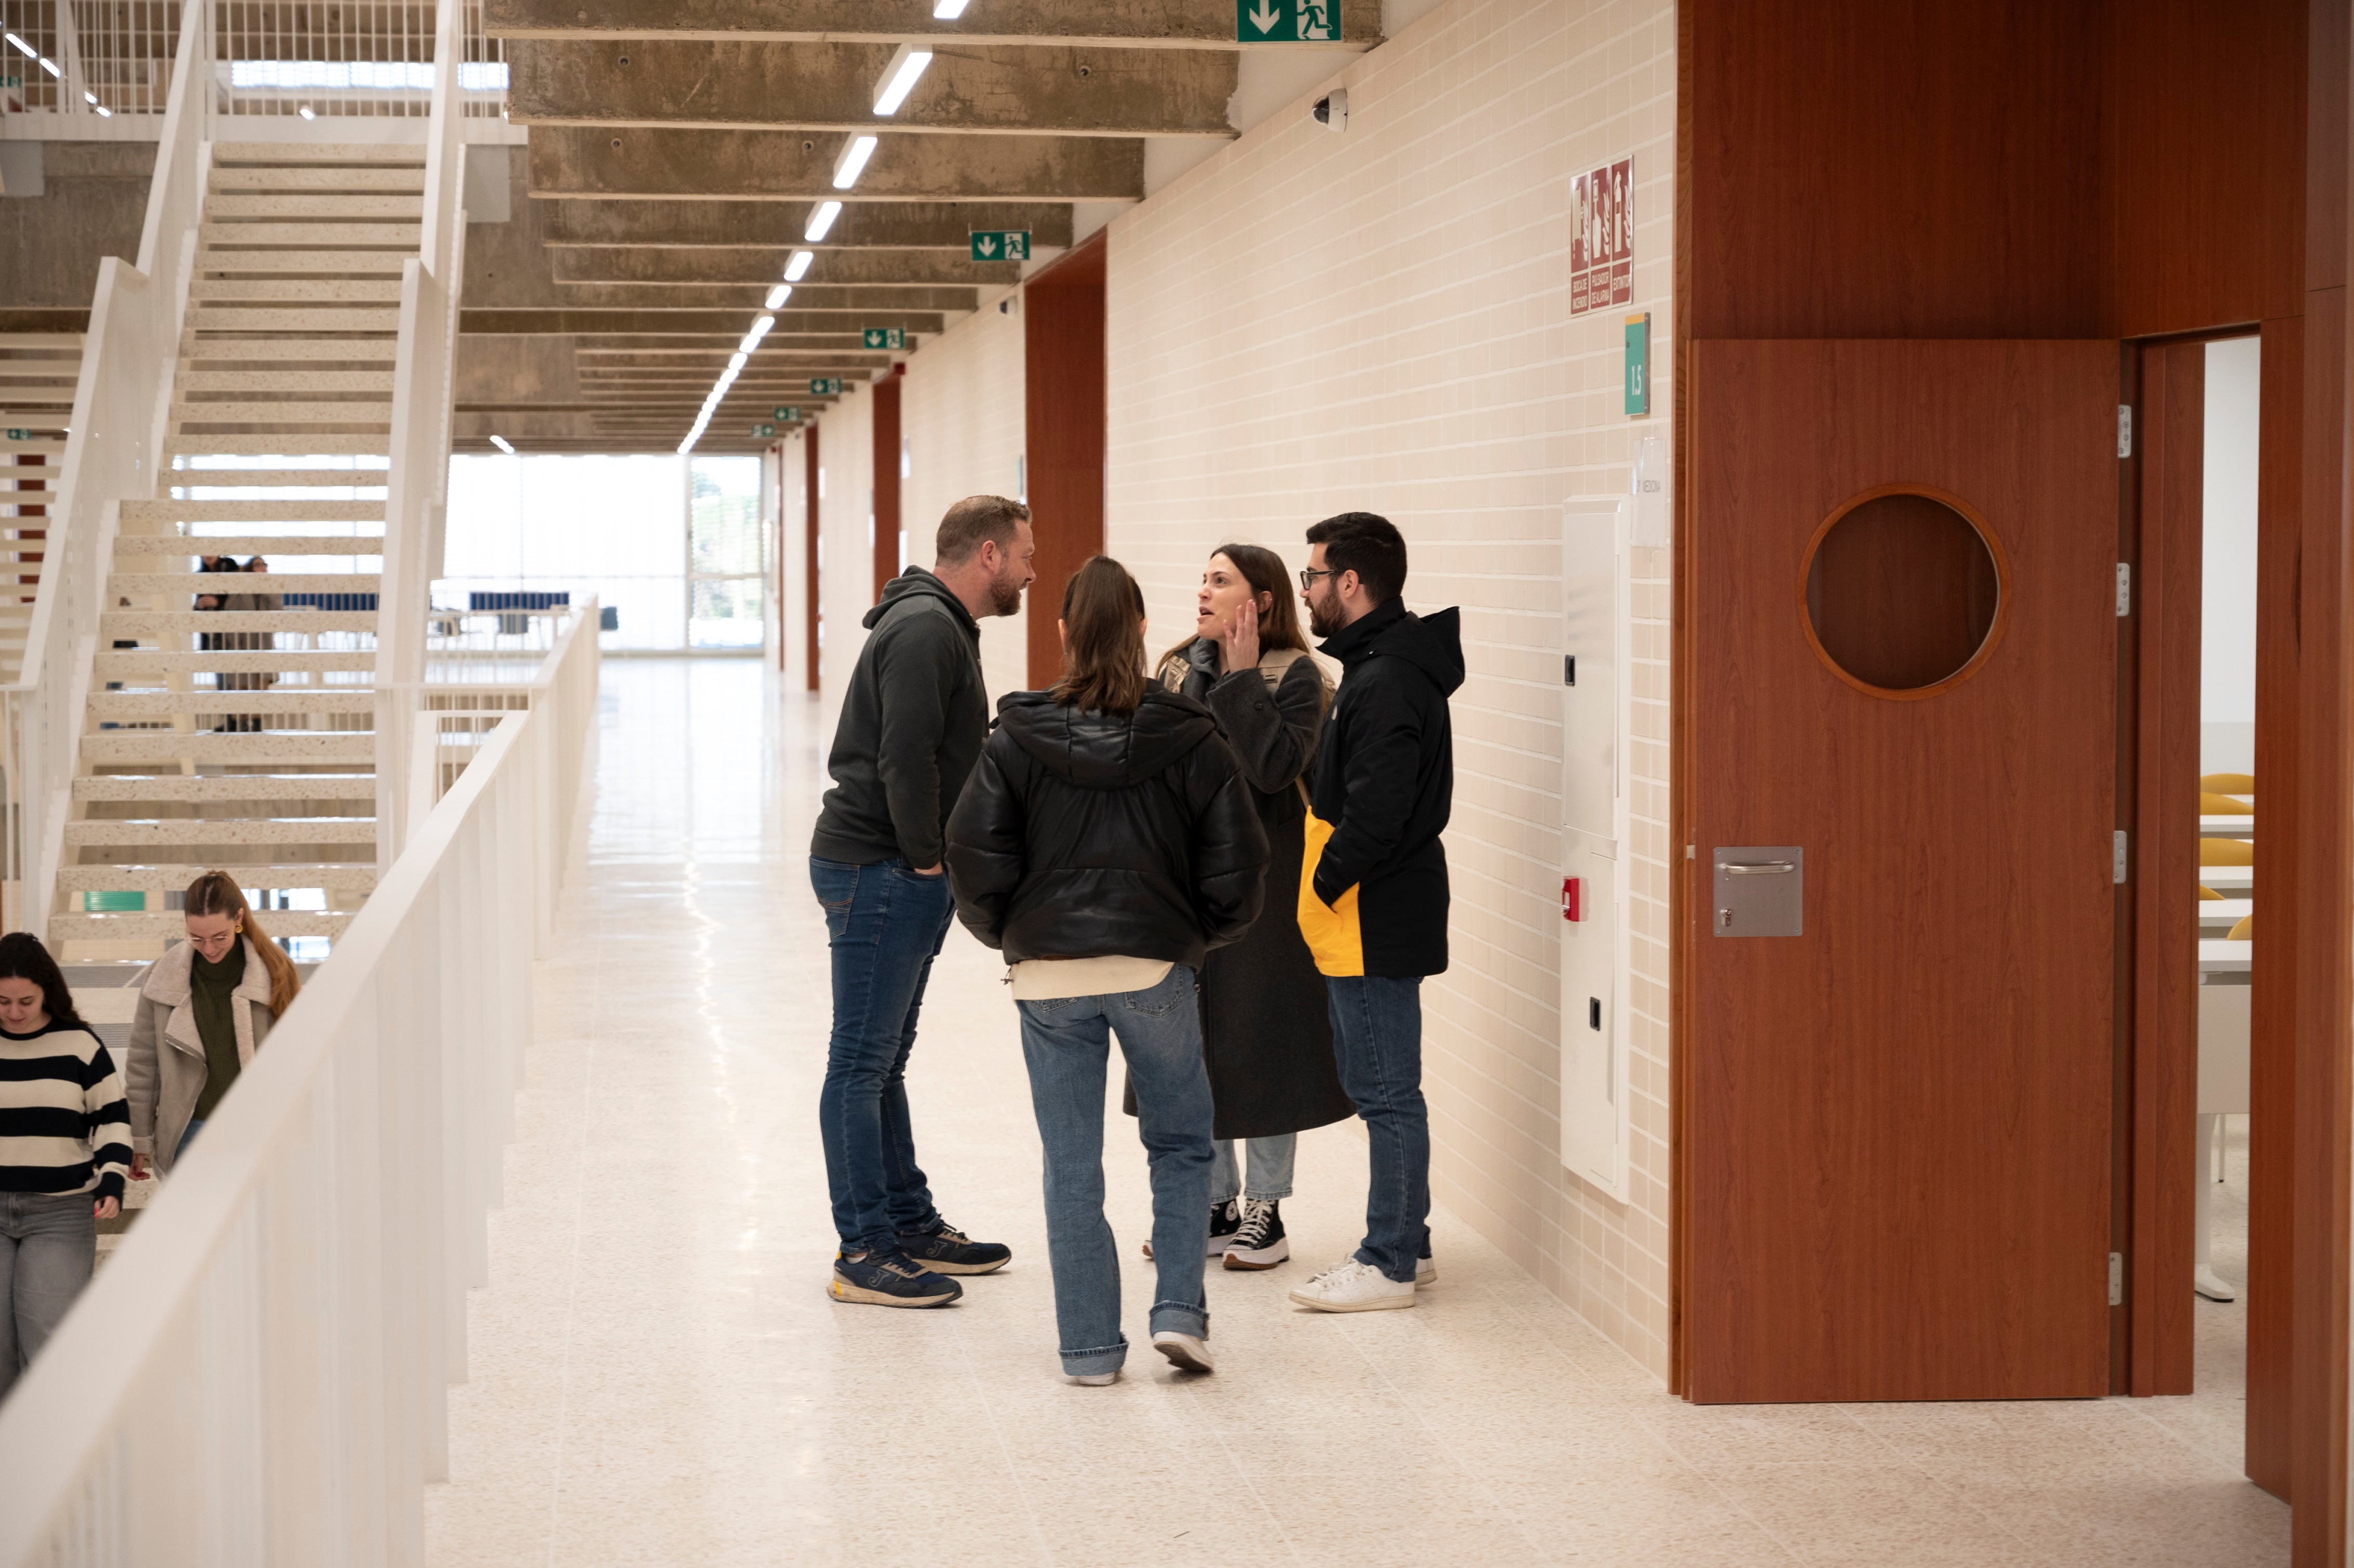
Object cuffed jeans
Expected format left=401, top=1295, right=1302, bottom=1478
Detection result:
left=1327, top=975, right=1431, bottom=1283
left=0, top=1191, right=97, bottom=1400
left=1209, top=1133, right=1296, bottom=1205
left=812, top=856, right=956, bottom=1256
left=1017, top=964, right=1213, bottom=1376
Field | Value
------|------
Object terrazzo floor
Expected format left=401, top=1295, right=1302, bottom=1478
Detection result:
left=422, top=657, right=2288, bottom=1567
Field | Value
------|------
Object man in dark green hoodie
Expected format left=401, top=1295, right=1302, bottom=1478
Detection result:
left=810, top=494, right=1035, bottom=1307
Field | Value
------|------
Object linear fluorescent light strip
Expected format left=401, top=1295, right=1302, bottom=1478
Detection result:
left=805, top=201, right=842, bottom=242
left=832, top=135, right=878, bottom=191
left=488, top=435, right=516, bottom=454
left=765, top=283, right=792, bottom=309
left=785, top=250, right=814, bottom=281
left=872, top=45, right=932, bottom=116
left=933, top=0, right=971, bottom=16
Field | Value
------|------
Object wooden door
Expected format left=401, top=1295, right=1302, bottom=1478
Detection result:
left=1687, top=339, right=2120, bottom=1402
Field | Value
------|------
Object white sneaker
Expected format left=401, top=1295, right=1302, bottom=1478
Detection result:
left=1067, top=1370, right=1118, bottom=1386
left=1289, top=1257, right=1418, bottom=1312
left=1417, top=1253, right=1436, bottom=1286
left=1151, top=1330, right=1215, bottom=1373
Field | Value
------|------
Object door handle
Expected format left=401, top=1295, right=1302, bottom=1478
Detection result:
left=1722, top=861, right=1796, bottom=876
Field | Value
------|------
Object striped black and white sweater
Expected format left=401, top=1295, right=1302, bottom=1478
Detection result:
left=0, top=1018, right=132, bottom=1204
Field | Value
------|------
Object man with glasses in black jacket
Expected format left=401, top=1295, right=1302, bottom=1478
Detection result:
left=1287, top=512, right=1463, bottom=1312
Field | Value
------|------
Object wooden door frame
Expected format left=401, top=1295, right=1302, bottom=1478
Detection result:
left=803, top=423, right=821, bottom=692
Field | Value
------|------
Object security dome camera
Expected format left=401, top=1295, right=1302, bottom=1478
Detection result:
left=1312, top=88, right=1348, bottom=133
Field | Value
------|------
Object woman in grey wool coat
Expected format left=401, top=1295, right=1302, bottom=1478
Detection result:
left=1130, top=543, right=1355, bottom=1271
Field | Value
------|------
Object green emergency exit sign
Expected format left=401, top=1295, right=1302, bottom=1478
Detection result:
left=1624, top=312, right=1650, bottom=417
left=772, top=406, right=801, bottom=422
left=809, top=377, right=843, bottom=396
left=753, top=423, right=777, bottom=438
left=863, top=328, right=906, bottom=350
left=969, top=231, right=1030, bottom=263
left=1237, top=0, right=1340, bottom=41
left=4, top=429, right=28, bottom=441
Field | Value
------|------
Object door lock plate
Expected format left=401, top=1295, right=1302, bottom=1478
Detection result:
left=1712, top=847, right=1804, bottom=936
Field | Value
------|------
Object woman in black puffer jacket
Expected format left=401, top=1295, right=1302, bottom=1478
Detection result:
left=946, top=555, right=1267, bottom=1386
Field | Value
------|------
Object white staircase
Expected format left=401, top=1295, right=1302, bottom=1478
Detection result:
left=0, top=336, right=82, bottom=684
left=52, top=144, right=424, bottom=957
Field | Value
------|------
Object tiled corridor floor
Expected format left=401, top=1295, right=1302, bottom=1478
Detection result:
left=423, top=659, right=2290, bottom=1567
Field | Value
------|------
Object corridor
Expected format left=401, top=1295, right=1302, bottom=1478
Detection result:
left=421, top=660, right=2287, bottom=1568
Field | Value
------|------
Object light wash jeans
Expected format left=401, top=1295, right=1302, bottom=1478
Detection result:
left=811, top=857, right=956, bottom=1256
left=1017, top=964, right=1213, bottom=1376
left=1210, top=1133, right=1296, bottom=1205
left=0, top=1191, right=97, bottom=1400
left=1327, top=975, right=1431, bottom=1283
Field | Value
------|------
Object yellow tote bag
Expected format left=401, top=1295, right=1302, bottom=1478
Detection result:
left=1297, top=809, right=1365, bottom=977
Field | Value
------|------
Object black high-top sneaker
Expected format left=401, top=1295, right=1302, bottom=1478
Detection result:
left=1223, top=1197, right=1290, bottom=1270
left=1143, top=1198, right=1242, bottom=1259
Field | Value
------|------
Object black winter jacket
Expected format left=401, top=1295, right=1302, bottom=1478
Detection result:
left=945, top=687, right=1270, bottom=971
left=811, top=568, right=989, bottom=869
left=1307, top=597, right=1464, bottom=978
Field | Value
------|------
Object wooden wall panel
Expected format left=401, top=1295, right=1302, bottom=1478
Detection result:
left=2248, top=312, right=2303, bottom=1499
left=1022, top=232, right=1107, bottom=688
left=804, top=424, right=820, bottom=691
left=2129, top=342, right=2205, bottom=1397
left=1687, top=0, right=2111, bottom=340
left=2113, top=0, right=2305, bottom=337
left=872, top=369, right=903, bottom=604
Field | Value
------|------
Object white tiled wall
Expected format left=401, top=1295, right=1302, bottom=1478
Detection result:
left=815, top=385, right=875, bottom=707
left=901, top=307, right=1031, bottom=701
left=1103, top=0, right=1678, bottom=1378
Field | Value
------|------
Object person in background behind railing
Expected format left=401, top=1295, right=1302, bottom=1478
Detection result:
left=0, top=932, right=129, bottom=1401
left=216, top=556, right=280, bottom=734
left=125, top=871, right=301, bottom=1180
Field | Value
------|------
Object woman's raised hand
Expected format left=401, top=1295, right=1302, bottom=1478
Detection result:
left=1220, top=593, right=1261, bottom=674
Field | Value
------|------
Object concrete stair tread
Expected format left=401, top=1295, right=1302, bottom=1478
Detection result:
left=80, top=734, right=378, bottom=765
left=177, top=339, right=400, bottom=364
left=57, top=864, right=380, bottom=893
left=190, top=280, right=406, bottom=303
left=164, top=436, right=389, bottom=456
left=124, top=500, right=386, bottom=521
left=75, top=773, right=375, bottom=802
left=208, top=168, right=428, bottom=194
left=89, top=690, right=378, bottom=715
left=108, top=572, right=383, bottom=593
left=199, top=223, right=423, bottom=249
left=171, top=401, right=397, bottom=424
left=116, top=533, right=384, bottom=554
left=213, top=142, right=428, bottom=165
left=186, top=310, right=402, bottom=334
left=178, top=372, right=397, bottom=393
left=94, top=651, right=380, bottom=675
left=101, top=611, right=379, bottom=634
left=66, top=819, right=377, bottom=845
left=53, top=911, right=353, bottom=938
left=199, top=251, right=410, bottom=275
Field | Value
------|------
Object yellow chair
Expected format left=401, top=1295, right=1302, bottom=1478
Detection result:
left=2200, top=791, right=2253, bottom=815
left=2200, top=838, right=2254, bottom=867
left=2228, top=914, right=2253, bottom=940
left=2202, top=772, right=2257, bottom=794
left=2199, top=884, right=2224, bottom=901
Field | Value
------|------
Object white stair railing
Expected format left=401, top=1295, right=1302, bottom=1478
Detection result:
left=0, top=570, right=599, bottom=1567
left=0, top=0, right=211, bottom=938
left=376, top=0, right=467, bottom=867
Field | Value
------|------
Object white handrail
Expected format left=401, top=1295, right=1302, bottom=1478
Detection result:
left=0, top=569, right=600, bottom=1566
left=2, top=0, right=211, bottom=941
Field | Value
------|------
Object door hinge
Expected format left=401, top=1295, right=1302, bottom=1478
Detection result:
left=2109, top=1251, right=2125, bottom=1306
left=2115, top=563, right=2131, bottom=617
left=2113, top=830, right=2129, bottom=884
left=2117, top=404, right=2133, bottom=458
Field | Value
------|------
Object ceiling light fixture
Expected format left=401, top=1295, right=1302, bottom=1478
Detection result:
left=4, top=34, right=36, bottom=58
left=933, top=0, right=971, bottom=16
left=747, top=313, right=776, bottom=342
left=805, top=201, right=843, bottom=241
left=298, top=104, right=316, bottom=120
left=728, top=351, right=750, bottom=371
left=785, top=250, right=815, bottom=281
left=832, top=134, right=878, bottom=190
left=872, top=45, right=933, bottom=116
left=488, top=434, right=516, bottom=454
left=764, top=283, right=791, bottom=309
left=37, top=54, right=60, bottom=77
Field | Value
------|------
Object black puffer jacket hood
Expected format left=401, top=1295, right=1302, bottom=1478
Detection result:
left=996, top=685, right=1221, bottom=789
left=945, top=687, right=1270, bottom=970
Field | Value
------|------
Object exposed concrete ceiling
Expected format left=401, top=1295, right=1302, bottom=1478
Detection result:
left=473, top=0, right=1379, bottom=453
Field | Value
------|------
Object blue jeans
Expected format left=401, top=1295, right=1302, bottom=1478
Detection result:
left=1327, top=975, right=1431, bottom=1283
left=176, top=1116, right=204, bottom=1162
left=1210, top=1134, right=1296, bottom=1204
left=1017, top=965, right=1214, bottom=1375
left=0, top=1191, right=97, bottom=1400
left=812, top=856, right=957, bottom=1256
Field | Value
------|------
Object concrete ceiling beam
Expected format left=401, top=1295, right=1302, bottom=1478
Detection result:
left=528, top=127, right=1143, bottom=202
left=570, top=334, right=887, bottom=351
left=460, top=309, right=949, bottom=334
left=483, top=0, right=1382, bottom=49
left=545, top=283, right=980, bottom=311
left=551, top=249, right=1016, bottom=286
left=545, top=200, right=1075, bottom=248
left=507, top=40, right=1238, bottom=137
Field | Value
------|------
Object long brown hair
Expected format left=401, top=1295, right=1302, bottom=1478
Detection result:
left=1052, top=556, right=1149, bottom=715
left=1159, top=543, right=1311, bottom=671
left=184, top=870, right=300, bottom=1020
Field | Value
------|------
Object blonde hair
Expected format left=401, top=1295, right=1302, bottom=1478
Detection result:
left=184, top=870, right=300, bottom=1019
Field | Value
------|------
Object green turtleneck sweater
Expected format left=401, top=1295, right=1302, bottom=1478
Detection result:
left=190, top=941, right=245, bottom=1120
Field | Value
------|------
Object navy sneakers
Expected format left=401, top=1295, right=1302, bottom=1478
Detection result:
left=895, top=1219, right=1013, bottom=1276
left=830, top=1247, right=963, bottom=1308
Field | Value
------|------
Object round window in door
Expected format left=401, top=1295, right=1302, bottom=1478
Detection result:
left=1799, top=484, right=2008, bottom=699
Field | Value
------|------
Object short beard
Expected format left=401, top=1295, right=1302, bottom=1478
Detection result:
left=1307, top=593, right=1343, bottom=638
left=987, top=571, right=1025, bottom=617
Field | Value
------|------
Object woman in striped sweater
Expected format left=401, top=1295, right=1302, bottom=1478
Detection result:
left=0, top=932, right=129, bottom=1400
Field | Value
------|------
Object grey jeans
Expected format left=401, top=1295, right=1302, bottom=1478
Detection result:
left=1210, top=1134, right=1297, bottom=1204
left=0, top=1191, right=98, bottom=1400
